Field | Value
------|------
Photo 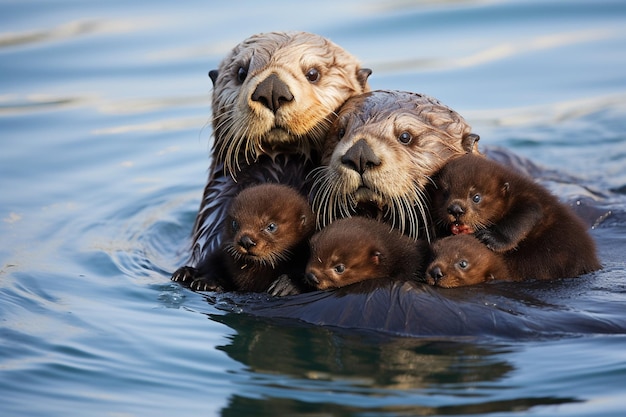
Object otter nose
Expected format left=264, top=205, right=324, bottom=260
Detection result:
left=447, top=203, right=465, bottom=218
left=429, top=266, right=444, bottom=282
left=238, top=235, right=257, bottom=250
left=304, top=272, right=319, bottom=286
left=341, top=139, right=381, bottom=174
left=251, top=73, right=294, bottom=113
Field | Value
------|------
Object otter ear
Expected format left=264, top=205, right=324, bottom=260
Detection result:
left=300, top=214, right=308, bottom=228
left=501, top=182, right=510, bottom=195
left=208, top=70, right=219, bottom=86
left=357, top=68, right=372, bottom=90
left=371, top=250, right=382, bottom=265
left=462, top=133, right=480, bottom=154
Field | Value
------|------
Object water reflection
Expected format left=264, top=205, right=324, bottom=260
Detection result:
left=211, top=312, right=578, bottom=416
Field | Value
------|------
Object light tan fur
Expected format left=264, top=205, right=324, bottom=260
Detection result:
left=211, top=31, right=371, bottom=177
left=311, top=90, right=477, bottom=241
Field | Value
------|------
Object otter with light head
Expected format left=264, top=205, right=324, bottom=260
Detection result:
left=310, top=90, right=480, bottom=241
left=172, top=31, right=371, bottom=290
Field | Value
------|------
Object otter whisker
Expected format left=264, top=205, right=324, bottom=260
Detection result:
left=414, top=193, right=430, bottom=242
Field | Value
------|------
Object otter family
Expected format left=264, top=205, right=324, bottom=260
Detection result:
left=171, top=31, right=601, bottom=295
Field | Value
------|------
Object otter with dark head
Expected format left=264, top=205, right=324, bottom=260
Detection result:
left=187, top=183, right=315, bottom=293
left=432, top=154, right=602, bottom=281
left=426, top=234, right=514, bottom=288
left=172, top=32, right=371, bottom=290
left=310, top=90, right=480, bottom=242
left=304, top=217, right=429, bottom=290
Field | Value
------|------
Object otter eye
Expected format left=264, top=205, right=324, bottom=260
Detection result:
left=236, top=66, right=248, bottom=83
left=333, top=264, right=345, bottom=274
left=398, top=131, right=412, bottom=145
left=338, top=128, right=346, bottom=139
left=472, top=194, right=481, bottom=204
left=265, top=222, right=278, bottom=233
left=458, top=260, right=469, bottom=269
left=305, top=68, right=320, bottom=83
left=231, top=220, right=239, bottom=232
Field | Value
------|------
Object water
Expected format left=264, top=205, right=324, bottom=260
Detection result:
left=1, top=0, right=626, bottom=416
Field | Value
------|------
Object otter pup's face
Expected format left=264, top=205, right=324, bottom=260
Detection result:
left=434, top=154, right=510, bottom=235
left=311, top=90, right=478, bottom=240
left=224, top=184, right=314, bottom=267
left=426, top=235, right=506, bottom=288
left=304, top=218, right=389, bottom=290
left=210, top=31, right=371, bottom=177
left=305, top=238, right=385, bottom=290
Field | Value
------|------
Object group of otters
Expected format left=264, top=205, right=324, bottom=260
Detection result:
left=171, top=31, right=601, bottom=295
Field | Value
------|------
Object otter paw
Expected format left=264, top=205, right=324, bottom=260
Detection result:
left=171, top=266, right=197, bottom=284
left=268, top=275, right=302, bottom=297
left=190, top=278, right=223, bottom=292
left=475, top=229, right=509, bottom=252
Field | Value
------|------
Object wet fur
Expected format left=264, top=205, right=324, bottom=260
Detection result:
left=426, top=235, right=514, bottom=288
left=305, top=217, right=429, bottom=290
left=172, top=31, right=371, bottom=290
left=188, top=184, right=315, bottom=292
left=310, top=90, right=479, bottom=242
left=432, top=154, right=602, bottom=281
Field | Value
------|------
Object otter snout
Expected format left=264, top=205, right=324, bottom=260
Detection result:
left=238, top=234, right=257, bottom=250
left=341, top=139, right=381, bottom=174
left=251, top=73, right=294, bottom=113
left=304, top=271, right=320, bottom=287
left=447, top=202, right=465, bottom=220
left=427, top=265, right=444, bottom=285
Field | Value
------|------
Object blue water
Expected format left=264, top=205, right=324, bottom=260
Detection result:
left=1, top=0, right=626, bottom=416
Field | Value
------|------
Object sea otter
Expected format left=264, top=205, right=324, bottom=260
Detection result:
left=432, top=153, right=602, bottom=281
left=304, top=217, right=429, bottom=290
left=172, top=31, right=371, bottom=290
left=309, top=90, right=480, bottom=242
left=180, top=183, right=315, bottom=292
left=426, top=234, right=514, bottom=288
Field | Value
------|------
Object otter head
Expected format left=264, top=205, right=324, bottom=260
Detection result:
left=304, top=217, right=389, bottom=290
left=310, top=90, right=479, bottom=241
left=434, top=154, right=511, bottom=236
left=224, top=184, right=314, bottom=267
left=426, top=235, right=507, bottom=288
left=209, top=31, right=371, bottom=177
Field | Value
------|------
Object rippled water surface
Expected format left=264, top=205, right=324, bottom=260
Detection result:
left=2, top=1, right=626, bottom=416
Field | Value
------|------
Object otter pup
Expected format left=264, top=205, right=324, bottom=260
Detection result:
left=432, top=154, right=602, bottom=281
left=181, top=183, right=315, bottom=292
left=426, top=235, right=514, bottom=288
left=172, top=32, right=371, bottom=290
left=304, top=217, right=429, bottom=290
left=309, top=90, right=480, bottom=242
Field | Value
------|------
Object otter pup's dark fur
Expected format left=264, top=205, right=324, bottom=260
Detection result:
left=304, top=217, right=429, bottom=290
left=432, top=154, right=602, bottom=281
left=179, top=183, right=315, bottom=292
left=426, top=234, right=514, bottom=288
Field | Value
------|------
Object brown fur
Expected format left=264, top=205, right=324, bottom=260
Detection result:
left=426, top=235, right=514, bottom=288
left=310, top=90, right=480, bottom=241
left=189, top=184, right=314, bottom=292
left=432, top=154, right=602, bottom=281
left=305, top=217, right=429, bottom=290
left=172, top=32, right=371, bottom=290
